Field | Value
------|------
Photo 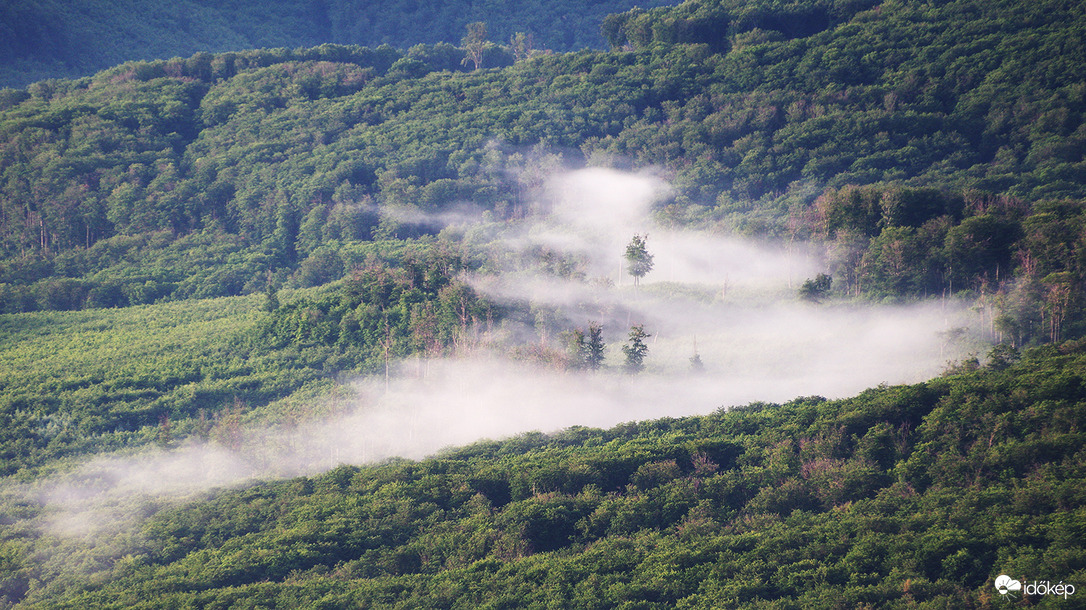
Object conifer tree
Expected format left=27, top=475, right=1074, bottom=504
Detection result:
left=622, top=324, right=650, bottom=373
left=585, top=322, right=605, bottom=370
left=263, top=282, right=280, bottom=312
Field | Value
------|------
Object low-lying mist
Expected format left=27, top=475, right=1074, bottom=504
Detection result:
left=22, top=167, right=986, bottom=539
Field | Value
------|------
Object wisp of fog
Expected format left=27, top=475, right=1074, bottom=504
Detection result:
left=24, top=167, right=984, bottom=538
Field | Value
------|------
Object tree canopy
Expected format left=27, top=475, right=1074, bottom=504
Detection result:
left=622, top=323, right=650, bottom=372
left=1, top=2, right=1086, bottom=604
left=3, top=340, right=1084, bottom=607
left=0, top=0, right=674, bottom=87
left=625, top=234, right=655, bottom=287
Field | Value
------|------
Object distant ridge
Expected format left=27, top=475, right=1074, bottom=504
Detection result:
left=0, top=0, right=675, bottom=88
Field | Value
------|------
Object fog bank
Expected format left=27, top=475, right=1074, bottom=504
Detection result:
left=25, top=167, right=985, bottom=538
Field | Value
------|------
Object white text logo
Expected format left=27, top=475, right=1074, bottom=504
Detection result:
left=995, top=575, right=1075, bottom=600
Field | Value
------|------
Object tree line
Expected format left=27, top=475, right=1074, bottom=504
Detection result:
left=796, top=185, right=1086, bottom=345
left=0, top=0, right=673, bottom=87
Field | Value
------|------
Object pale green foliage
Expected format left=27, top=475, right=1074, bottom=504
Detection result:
left=461, top=22, right=488, bottom=71
left=624, top=234, right=654, bottom=286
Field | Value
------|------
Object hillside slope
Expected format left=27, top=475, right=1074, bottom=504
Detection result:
left=4, top=342, right=1084, bottom=607
left=0, top=1, right=1084, bottom=605
left=1, top=0, right=1085, bottom=340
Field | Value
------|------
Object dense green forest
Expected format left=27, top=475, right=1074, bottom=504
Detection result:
left=1, top=0, right=1085, bottom=332
left=0, top=0, right=675, bottom=88
left=2, top=341, right=1084, bottom=607
left=2, top=0, right=1086, bottom=605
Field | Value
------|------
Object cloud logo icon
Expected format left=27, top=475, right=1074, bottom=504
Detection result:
left=995, top=575, right=1022, bottom=595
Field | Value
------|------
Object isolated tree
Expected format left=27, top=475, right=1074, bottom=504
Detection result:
left=625, top=234, right=654, bottom=287
left=622, top=324, right=650, bottom=373
left=689, top=352, right=705, bottom=372
left=799, top=272, right=832, bottom=301
left=461, top=22, right=489, bottom=71
left=585, top=322, right=606, bottom=370
left=689, top=335, right=705, bottom=372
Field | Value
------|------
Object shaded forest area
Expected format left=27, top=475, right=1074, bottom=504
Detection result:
left=0, top=0, right=675, bottom=88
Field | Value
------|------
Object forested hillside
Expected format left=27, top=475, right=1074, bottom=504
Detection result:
left=4, top=342, right=1084, bottom=607
left=0, top=0, right=675, bottom=88
left=2, top=0, right=1086, bottom=605
left=2, top=0, right=1085, bottom=339
left=0, top=243, right=496, bottom=478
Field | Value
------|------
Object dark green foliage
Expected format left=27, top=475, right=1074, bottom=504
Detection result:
left=798, top=272, right=832, bottom=301
left=807, top=185, right=1086, bottom=346
left=986, top=343, right=1020, bottom=371
left=1, top=2, right=1085, bottom=605
left=2, top=0, right=1086, bottom=324
left=622, top=323, right=650, bottom=373
left=5, top=342, right=1084, bottom=607
left=263, top=282, right=280, bottom=313
left=585, top=322, right=606, bottom=371
left=0, top=0, right=674, bottom=88
left=261, top=249, right=492, bottom=367
left=562, top=321, right=607, bottom=370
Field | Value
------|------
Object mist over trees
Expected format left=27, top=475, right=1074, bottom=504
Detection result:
left=5, top=343, right=1085, bottom=607
left=799, top=272, right=832, bottom=301
left=622, top=323, right=650, bottom=372
left=625, top=234, right=654, bottom=287
left=0, top=0, right=1082, bottom=474
left=0, top=0, right=1083, bottom=474
left=565, top=322, right=607, bottom=370
left=1, top=0, right=1086, bottom=605
left=0, top=0, right=1084, bottom=330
